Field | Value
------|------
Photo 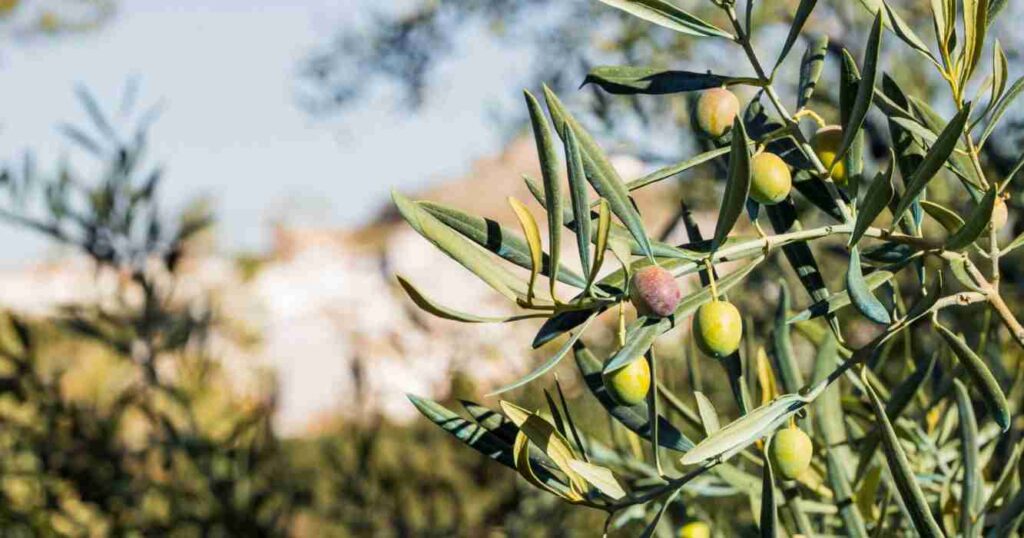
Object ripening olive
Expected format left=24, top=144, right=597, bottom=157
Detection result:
left=678, top=521, right=711, bottom=538
left=695, top=88, right=740, bottom=138
left=692, top=300, right=743, bottom=358
left=993, top=196, right=1009, bottom=230
left=770, top=427, right=813, bottom=480
left=750, top=152, right=793, bottom=205
left=602, top=357, right=651, bottom=406
left=811, top=125, right=847, bottom=185
left=630, top=265, right=682, bottom=318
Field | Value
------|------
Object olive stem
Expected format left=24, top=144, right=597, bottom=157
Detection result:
left=704, top=258, right=720, bottom=300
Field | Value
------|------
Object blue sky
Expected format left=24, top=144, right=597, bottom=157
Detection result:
left=0, top=0, right=522, bottom=264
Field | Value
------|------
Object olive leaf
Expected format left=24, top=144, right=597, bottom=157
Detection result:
left=501, top=401, right=589, bottom=495
left=945, top=187, right=996, bottom=251
left=565, top=127, right=593, bottom=280
left=857, top=0, right=940, bottom=66
left=488, top=312, right=599, bottom=396
left=639, top=487, right=683, bottom=538
left=525, top=90, right=564, bottom=299
left=595, top=0, right=732, bottom=39
left=679, top=390, right=815, bottom=467
left=958, top=0, right=989, bottom=88
left=772, top=280, right=805, bottom=394
left=979, top=76, right=1024, bottom=147
left=393, top=191, right=526, bottom=301
left=891, top=105, right=972, bottom=228
left=847, top=246, right=892, bottom=324
left=408, top=394, right=516, bottom=469
left=508, top=196, right=544, bottom=301
left=396, top=276, right=547, bottom=324
left=759, top=438, right=779, bottom=538
left=420, top=202, right=588, bottom=288
left=712, top=117, right=751, bottom=251
left=833, top=13, right=882, bottom=170
left=920, top=199, right=965, bottom=233
left=588, top=199, right=612, bottom=293
left=953, top=380, right=982, bottom=538
left=936, top=323, right=1011, bottom=431
left=797, top=35, right=829, bottom=109
left=574, top=341, right=696, bottom=452
left=850, top=156, right=895, bottom=247
left=583, top=66, right=747, bottom=95
left=863, top=380, right=945, bottom=538
left=543, top=86, right=654, bottom=260
left=568, top=459, right=627, bottom=500
left=973, top=40, right=1008, bottom=130
left=772, top=0, right=818, bottom=74
left=626, top=146, right=732, bottom=191
left=694, top=391, right=720, bottom=436
left=788, top=270, right=893, bottom=323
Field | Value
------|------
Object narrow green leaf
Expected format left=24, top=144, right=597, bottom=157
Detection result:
left=640, top=487, right=683, bottom=538
left=974, top=40, right=1007, bottom=130
left=583, top=66, right=746, bottom=95
left=420, top=202, right=588, bottom=288
left=760, top=439, right=779, bottom=538
left=394, top=191, right=524, bottom=301
left=833, top=14, right=883, bottom=170
left=772, top=280, right=805, bottom=394
left=396, top=276, right=546, bottom=324
left=565, top=127, right=593, bottom=280
left=773, top=0, right=819, bottom=74
left=568, top=459, right=627, bottom=500
left=863, top=381, right=944, bottom=537
left=679, top=392, right=810, bottom=467
left=979, top=76, right=1024, bottom=147
left=713, top=117, right=751, bottom=251
left=574, top=341, right=695, bottom=452
left=626, top=146, right=732, bottom=191
left=595, top=0, right=733, bottom=38
left=850, top=157, right=895, bottom=247
left=487, top=312, right=598, bottom=396
left=502, top=401, right=589, bottom=494
left=959, top=0, right=989, bottom=87
left=840, top=50, right=866, bottom=197
left=847, top=246, right=892, bottom=324
left=694, top=391, right=721, bottom=435
left=858, top=0, right=940, bottom=66
left=797, top=35, right=829, bottom=109
left=953, top=380, right=982, bottom=538
left=936, top=323, right=1011, bottom=431
left=508, top=197, right=544, bottom=301
left=891, top=105, right=972, bottom=227
left=788, top=270, right=893, bottom=323
left=409, top=395, right=515, bottom=469
left=920, top=199, right=965, bottom=233
left=543, top=86, right=654, bottom=260
left=946, top=187, right=996, bottom=250
left=525, top=90, right=564, bottom=299
left=979, top=440, right=1024, bottom=516
left=588, top=199, right=611, bottom=292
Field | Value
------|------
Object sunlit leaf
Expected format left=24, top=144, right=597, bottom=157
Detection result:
left=567, top=460, right=627, bottom=500
left=396, top=276, right=546, bottom=323
left=525, top=90, right=564, bottom=299
left=565, top=127, right=593, bottom=280
left=508, top=196, right=544, bottom=301
left=694, top=391, right=720, bottom=436
left=487, top=312, right=598, bottom=396
left=797, top=35, right=829, bottom=109
left=596, top=0, right=733, bottom=38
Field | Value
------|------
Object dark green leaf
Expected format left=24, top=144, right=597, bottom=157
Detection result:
left=788, top=270, right=893, bottom=323
left=713, top=118, right=751, bottom=251
left=773, top=0, right=818, bottom=74
left=891, top=105, right=972, bottom=227
left=760, top=440, right=779, bottom=538
left=945, top=187, right=996, bottom=250
left=953, top=380, right=982, bottom=537
left=797, top=35, right=829, bottom=109
left=833, top=14, right=882, bottom=170
left=850, top=157, right=895, bottom=247
left=583, top=66, right=742, bottom=95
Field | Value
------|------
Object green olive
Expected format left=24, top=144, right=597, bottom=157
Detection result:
left=993, top=196, right=1009, bottom=230
left=602, top=358, right=651, bottom=406
left=811, top=125, right=847, bottom=185
left=695, top=88, right=740, bottom=138
left=750, top=152, right=792, bottom=205
left=770, top=427, right=813, bottom=480
left=630, top=265, right=682, bottom=318
left=693, top=300, right=743, bottom=358
left=678, top=521, right=711, bottom=538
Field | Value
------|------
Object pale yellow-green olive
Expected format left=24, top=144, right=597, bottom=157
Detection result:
left=811, top=125, right=847, bottom=185
left=602, top=357, right=651, bottom=407
left=695, top=88, right=740, bottom=138
left=693, top=300, right=743, bottom=358
left=993, top=196, right=1009, bottom=230
left=750, top=152, right=793, bottom=205
left=770, top=427, right=813, bottom=480
left=630, top=265, right=682, bottom=318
